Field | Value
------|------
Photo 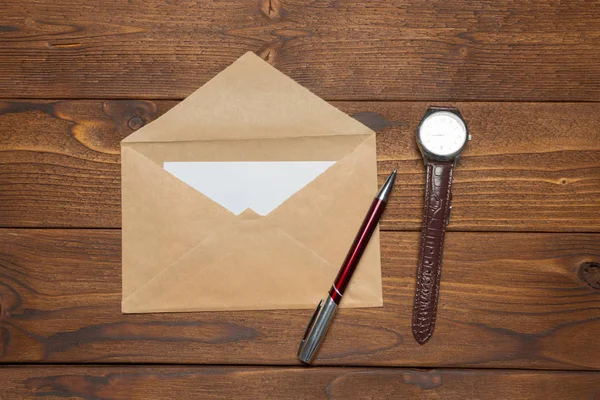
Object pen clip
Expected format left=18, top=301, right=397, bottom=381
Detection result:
left=301, top=299, right=323, bottom=342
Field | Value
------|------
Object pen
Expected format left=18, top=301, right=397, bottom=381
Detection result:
left=297, top=168, right=397, bottom=364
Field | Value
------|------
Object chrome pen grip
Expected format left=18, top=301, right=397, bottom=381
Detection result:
left=297, top=296, right=339, bottom=364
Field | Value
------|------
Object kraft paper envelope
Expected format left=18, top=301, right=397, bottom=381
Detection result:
left=121, top=52, right=382, bottom=313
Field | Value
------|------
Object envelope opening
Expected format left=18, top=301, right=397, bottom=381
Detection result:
left=121, top=134, right=382, bottom=313
left=163, top=161, right=336, bottom=216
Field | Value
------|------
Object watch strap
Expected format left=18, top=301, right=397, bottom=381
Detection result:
left=412, top=159, right=454, bottom=344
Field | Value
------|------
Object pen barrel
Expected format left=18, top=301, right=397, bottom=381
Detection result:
left=330, top=198, right=387, bottom=303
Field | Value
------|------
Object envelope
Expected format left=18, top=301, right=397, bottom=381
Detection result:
left=121, top=52, right=382, bottom=313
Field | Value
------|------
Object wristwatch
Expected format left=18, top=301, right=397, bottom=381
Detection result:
left=412, top=107, right=470, bottom=344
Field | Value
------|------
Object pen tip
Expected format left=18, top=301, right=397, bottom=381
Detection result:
left=393, top=168, right=397, bottom=174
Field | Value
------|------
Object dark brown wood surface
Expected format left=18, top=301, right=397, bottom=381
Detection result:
left=2, top=1, right=600, bottom=101
left=1, top=100, right=598, bottom=231
left=1, top=228, right=598, bottom=369
left=1, top=366, right=599, bottom=399
left=2, top=0, right=600, bottom=396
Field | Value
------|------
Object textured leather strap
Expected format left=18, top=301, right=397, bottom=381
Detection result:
left=412, top=159, right=454, bottom=344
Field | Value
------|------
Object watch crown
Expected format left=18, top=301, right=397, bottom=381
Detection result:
left=468, top=134, right=472, bottom=141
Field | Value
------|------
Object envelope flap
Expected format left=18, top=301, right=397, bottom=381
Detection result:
left=263, top=135, right=383, bottom=307
left=122, top=52, right=374, bottom=144
left=266, top=135, right=378, bottom=265
left=123, top=223, right=343, bottom=313
left=122, top=146, right=237, bottom=299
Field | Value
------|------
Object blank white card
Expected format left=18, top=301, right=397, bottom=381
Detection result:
left=164, top=162, right=336, bottom=216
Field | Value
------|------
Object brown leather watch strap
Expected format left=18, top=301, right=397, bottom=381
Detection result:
left=412, top=159, right=454, bottom=344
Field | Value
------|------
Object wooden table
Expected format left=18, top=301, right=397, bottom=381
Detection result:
left=1, top=1, right=599, bottom=398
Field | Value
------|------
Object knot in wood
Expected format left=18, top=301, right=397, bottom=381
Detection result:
left=579, top=262, right=600, bottom=289
left=128, top=117, right=144, bottom=130
left=259, top=0, right=282, bottom=20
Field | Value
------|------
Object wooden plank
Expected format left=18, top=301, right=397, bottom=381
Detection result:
left=1, top=100, right=598, bottom=231
left=1, top=366, right=599, bottom=400
left=1, top=1, right=600, bottom=101
left=1, top=229, right=599, bottom=369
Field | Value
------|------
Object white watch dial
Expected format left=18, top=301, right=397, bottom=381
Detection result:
left=418, top=111, right=467, bottom=157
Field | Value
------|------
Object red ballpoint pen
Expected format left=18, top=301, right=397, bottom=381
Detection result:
left=298, top=169, right=397, bottom=364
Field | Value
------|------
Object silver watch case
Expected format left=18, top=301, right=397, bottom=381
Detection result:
left=416, top=107, right=470, bottom=163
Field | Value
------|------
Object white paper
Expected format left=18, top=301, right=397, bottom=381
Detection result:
left=164, top=161, right=336, bottom=216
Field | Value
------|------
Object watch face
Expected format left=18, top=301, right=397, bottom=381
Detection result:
left=418, top=111, right=468, bottom=157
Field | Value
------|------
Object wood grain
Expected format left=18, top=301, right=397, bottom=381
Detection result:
left=1, top=366, right=599, bottom=400
left=1, top=1, right=600, bottom=101
left=1, top=100, right=598, bottom=231
left=0, top=229, right=599, bottom=368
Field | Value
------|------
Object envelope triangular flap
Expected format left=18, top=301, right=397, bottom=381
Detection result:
left=121, top=52, right=374, bottom=144
left=265, top=135, right=383, bottom=306
left=121, top=146, right=237, bottom=299
left=122, top=223, right=339, bottom=312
